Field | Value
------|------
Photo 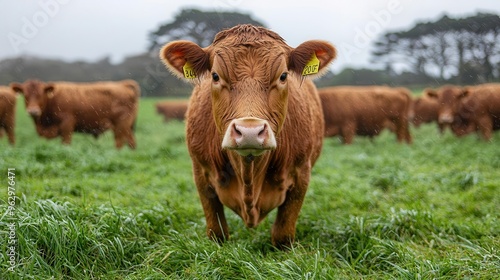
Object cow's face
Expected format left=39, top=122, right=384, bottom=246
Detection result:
left=209, top=44, right=290, bottom=157
left=160, top=25, right=336, bottom=158
left=426, top=86, right=467, bottom=125
left=11, top=80, right=54, bottom=118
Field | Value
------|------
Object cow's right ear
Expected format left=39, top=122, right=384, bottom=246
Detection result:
left=44, top=83, right=56, bottom=98
left=289, top=40, right=336, bottom=79
left=10, top=83, right=24, bottom=94
left=461, top=87, right=470, bottom=98
left=159, top=41, right=210, bottom=81
left=424, top=88, right=437, bottom=98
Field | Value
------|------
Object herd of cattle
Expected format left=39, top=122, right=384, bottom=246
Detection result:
left=4, top=81, right=498, bottom=149
left=1, top=24, right=499, bottom=249
left=2, top=81, right=498, bottom=148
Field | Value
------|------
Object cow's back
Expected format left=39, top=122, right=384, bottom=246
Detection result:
left=373, top=86, right=411, bottom=118
left=320, top=86, right=411, bottom=143
left=471, top=83, right=500, bottom=114
left=319, top=87, right=365, bottom=137
left=50, top=81, right=138, bottom=119
left=320, top=86, right=384, bottom=135
left=156, top=101, right=188, bottom=121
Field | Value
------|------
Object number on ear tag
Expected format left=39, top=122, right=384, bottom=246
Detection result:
left=302, top=53, right=320, bottom=76
left=183, top=62, right=196, bottom=79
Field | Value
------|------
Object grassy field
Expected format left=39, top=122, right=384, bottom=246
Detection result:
left=1, top=97, right=499, bottom=279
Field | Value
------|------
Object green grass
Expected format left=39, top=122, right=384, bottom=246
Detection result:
left=1, top=97, right=499, bottom=279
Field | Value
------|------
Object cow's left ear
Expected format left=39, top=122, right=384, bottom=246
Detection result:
left=424, top=88, right=438, bottom=98
left=44, top=83, right=55, bottom=98
left=289, top=40, right=336, bottom=79
left=160, top=41, right=211, bottom=82
left=460, top=87, right=470, bottom=98
left=10, top=82, right=24, bottom=94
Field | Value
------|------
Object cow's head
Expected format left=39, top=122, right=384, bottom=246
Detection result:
left=425, top=86, right=468, bottom=125
left=11, top=80, right=55, bottom=118
left=160, top=24, right=336, bottom=157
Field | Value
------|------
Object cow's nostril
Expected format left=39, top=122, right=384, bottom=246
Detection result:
left=258, top=124, right=266, bottom=137
left=233, top=124, right=242, bottom=136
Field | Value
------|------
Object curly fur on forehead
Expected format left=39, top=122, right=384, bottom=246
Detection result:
left=214, top=44, right=286, bottom=83
left=210, top=25, right=290, bottom=83
left=213, top=24, right=287, bottom=46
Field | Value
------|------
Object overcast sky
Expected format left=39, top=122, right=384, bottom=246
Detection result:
left=1, top=0, right=499, bottom=72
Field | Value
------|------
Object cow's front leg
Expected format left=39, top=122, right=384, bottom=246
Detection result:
left=192, top=163, right=229, bottom=243
left=477, top=117, right=493, bottom=141
left=341, top=122, right=356, bottom=144
left=5, top=125, right=15, bottom=145
left=59, top=115, right=76, bottom=144
left=271, top=162, right=311, bottom=250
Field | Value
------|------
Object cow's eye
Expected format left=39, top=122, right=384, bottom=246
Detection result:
left=279, top=72, right=288, bottom=82
left=212, top=72, right=220, bottom=82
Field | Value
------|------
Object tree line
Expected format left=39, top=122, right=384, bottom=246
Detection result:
left=372, top=12, right=500, bottom=84
left=1, top=9, right=499, bottom=97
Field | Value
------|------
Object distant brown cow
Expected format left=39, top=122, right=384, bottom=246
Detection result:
left=410, top=93, right=443, bottom=133
left=447, top=83, right=500, bottom=141
left=11, top=79, right=140, bottom=149
left=424, top=85, right=465, bottom=132
left=319, top=86, right=412, bottom=144
left=160, top=24, right=336, bottom=249
left=155, top=100, right=188, bottom=122
left=0, top=86, right=16, bottom=145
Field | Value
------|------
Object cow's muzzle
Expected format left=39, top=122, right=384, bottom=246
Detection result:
left=221, top=117, right=277, bottom=156
left=438, top=112, right=454, bottom=124
left=27, top=107, right=42, bottom=118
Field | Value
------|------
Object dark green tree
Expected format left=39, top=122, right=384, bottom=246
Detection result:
left=372, top=13, right=500, bottom=84
left=149, top=8, right=266, bottom=50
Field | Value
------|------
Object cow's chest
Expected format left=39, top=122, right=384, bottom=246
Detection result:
left=214, top=172, right=291, bottom=228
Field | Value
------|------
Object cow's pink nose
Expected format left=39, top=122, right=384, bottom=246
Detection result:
left=233, top=122, right=267, bottom=146
left=439, top=113, right=454, bottom=124
left=222, top=117, right=276, bottom=156
left=27, top=107, right=41, bottom=117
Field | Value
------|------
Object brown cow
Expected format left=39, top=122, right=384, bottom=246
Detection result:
left=319, top=86, right=412, bottom=144
left=425, top=85, right=465, bottom=133
left=160, top=24, right=336, bottom=249
left=449, top=83, right=500, bottom=141
left=155, top=100, right=188, bottom=122
left=0, top=86, right=16, bottom=145
left=410, top=93, right=443, bottom=133
left=10, top=79, right=140, bottom=149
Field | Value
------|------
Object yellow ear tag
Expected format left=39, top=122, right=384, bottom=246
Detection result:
left=182, top=62, right=196, bottom=79
left=302, top=53, right=320, bottom=76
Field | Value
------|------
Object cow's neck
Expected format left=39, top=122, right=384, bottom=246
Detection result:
left=230, top=153, right=269, bottom=227
left=242, top=156, right=254, bottom=213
